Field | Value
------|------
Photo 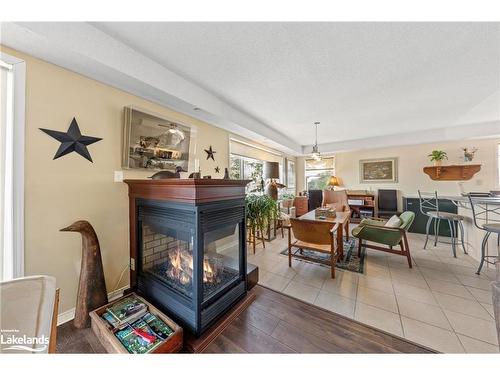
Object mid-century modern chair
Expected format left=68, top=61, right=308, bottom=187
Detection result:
left=418, top=190, right=466, bottom=258
left=468, top=196, right=500, bottom=275
left=322, top=189, right=350, bottom=213
left=351, top=211, right=415, bottom=268
left=276, top=198, right=296, bottom=238
left=377, top=189, right=399, bottom=218
left=287, top=218, right=339, bottom=278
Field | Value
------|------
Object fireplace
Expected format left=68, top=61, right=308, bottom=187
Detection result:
left=125, top=179, right=249, bottom=336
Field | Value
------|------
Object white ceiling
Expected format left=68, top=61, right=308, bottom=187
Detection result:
left=92, top=22, right=500, bottom=146
left=2, top=22, right=500, bottom=154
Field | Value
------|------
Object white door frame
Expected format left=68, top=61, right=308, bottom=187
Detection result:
left=1, top=52, right=25, bottom=278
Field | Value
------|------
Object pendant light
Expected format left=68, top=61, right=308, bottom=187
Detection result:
left=311, top=121, right=322, bottom=161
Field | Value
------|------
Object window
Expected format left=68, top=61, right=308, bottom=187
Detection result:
left=230, top=154, right=264, bottom=193
left=0, top=54, right=25, bottom=281
left=305, top=157, right=335, bottom=191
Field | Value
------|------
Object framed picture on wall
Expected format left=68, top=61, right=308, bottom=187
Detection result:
left=285, top=159, right=296, bottom=191
left=122, top=106, right=191, bottom=171
left=359, top=157, right=398, bottom=183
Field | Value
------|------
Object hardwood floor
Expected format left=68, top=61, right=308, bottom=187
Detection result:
left=57, top=286, right=435, bottom=354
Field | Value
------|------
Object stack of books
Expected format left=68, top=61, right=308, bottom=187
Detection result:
left=315, top=207, right=336, bottom=219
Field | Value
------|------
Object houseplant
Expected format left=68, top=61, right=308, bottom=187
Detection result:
left=245, top=194, right=278, bottom=247
left=428, top=150, right=448, bottom=166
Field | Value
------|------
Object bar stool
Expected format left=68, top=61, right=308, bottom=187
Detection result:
left=418, top=190, right=467, bottom=257
left=468, top=196, right=500, bottom=275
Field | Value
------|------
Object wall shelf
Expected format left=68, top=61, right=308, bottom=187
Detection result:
left=423, top=164, right=481, bottom=181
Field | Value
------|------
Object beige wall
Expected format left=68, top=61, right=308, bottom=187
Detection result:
left=2, top=46, right=230, bottom=313
left=296, top=156, right=306, bottom=195
left=297, top=139, right=499, bottom=210
left=6, top=43, right=499, bottom=314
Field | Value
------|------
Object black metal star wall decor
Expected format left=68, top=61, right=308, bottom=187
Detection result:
left=204, top=145, right=216, bottom=161
left=215, top=166, right=220, bottom=173
left=40, top=117, right=102, bottom=162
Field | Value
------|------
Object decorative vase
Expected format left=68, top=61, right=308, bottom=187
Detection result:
left=433, top=160, right=442, bottom=167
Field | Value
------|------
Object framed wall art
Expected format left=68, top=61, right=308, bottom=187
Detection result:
left=285, top=158, right=296, bottom=191
left=359, top=157, right=398, bottom=183
left=122, top=106, right=191, bottom=171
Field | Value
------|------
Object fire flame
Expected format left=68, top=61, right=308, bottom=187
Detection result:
left=167, top=247, right=219, bottom=285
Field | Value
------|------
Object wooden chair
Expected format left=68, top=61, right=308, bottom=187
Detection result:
left=287, top=218, right=339, bottom=278
left=322, top=190, right=351, bottom=239
left=322, top=190, right=350, bottom=213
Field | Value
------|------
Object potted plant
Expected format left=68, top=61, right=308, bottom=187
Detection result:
left=245, top=194, right=278, bottom=247
left=428, top=150, right=448, bottom=167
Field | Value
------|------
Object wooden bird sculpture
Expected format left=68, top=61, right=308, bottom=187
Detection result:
left=60, top=220, right=108, bottom=328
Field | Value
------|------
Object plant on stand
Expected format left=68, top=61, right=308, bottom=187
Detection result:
left=428, top=150, right=448, bottom=167
left=245, top=194, right=278, bottom=253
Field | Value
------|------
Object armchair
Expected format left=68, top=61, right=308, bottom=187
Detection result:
left=322, top=190, right=350, bottom=213
left=288, top=218, right=339, bottom=278
left=276, top=198, right=296, bottom=238
left=279, top=198, right=296, bottom=219
left=352, top=211, right=415, bottom=268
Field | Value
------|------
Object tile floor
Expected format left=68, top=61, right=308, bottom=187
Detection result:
left=248, top=228, right=499, bottom=353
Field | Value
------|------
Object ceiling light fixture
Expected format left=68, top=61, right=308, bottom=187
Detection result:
left=311, top=121, right=322, bottom=161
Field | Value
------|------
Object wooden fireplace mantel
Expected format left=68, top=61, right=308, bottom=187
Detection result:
left=422, top=164, right=481, bottom=181
left=124, top=178, right=251, bottom=203
left=124, top=178, right=251, bottom=290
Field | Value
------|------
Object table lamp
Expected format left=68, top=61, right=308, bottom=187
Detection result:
left=327, top=176, right=340, bottom=190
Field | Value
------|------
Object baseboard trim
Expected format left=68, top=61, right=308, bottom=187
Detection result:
left=57, top=285, right=130, bottom=326
left=57, top=307, right=76, bottom=326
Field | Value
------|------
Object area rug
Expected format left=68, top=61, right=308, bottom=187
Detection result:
left=279, top=237, right=365, bottom=273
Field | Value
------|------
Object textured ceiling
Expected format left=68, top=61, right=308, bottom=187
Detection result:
left=93, top=22, right=500, bottom=146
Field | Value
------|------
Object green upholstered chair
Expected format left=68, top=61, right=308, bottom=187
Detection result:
left=352, top=211, right=415, bottom=268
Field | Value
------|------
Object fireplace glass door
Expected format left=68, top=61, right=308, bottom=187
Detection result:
left=202, top=222, right=242, bottom=303
left=141, top=222, right=195, bottom=299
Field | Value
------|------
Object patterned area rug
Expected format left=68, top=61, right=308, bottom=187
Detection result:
left=280, top=237, right=365, bottom=273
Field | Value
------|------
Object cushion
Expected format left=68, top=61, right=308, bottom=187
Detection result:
left=1, top=276, right=56, bottom=353
left=325, top=203, right=344, bottom=212
left=384, top=215, right=402, bottom=228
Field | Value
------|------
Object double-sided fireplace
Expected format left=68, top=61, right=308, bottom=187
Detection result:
left=125, top=179, right=249, bottom=336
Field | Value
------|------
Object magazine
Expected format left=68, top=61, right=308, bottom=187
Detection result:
left=114, top=319, right=163, bottom=354
left=142, top=312, right=174, bottom=340
left=105, top=296, right=148, bottom=328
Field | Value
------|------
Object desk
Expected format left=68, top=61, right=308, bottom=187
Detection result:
left=299, top=210, right=351, bottom=259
